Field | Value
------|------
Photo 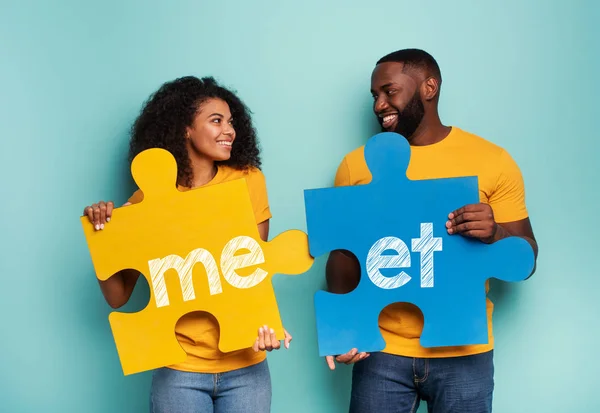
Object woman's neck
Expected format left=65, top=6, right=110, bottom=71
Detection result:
left=186, top=155, right=218, bottom=189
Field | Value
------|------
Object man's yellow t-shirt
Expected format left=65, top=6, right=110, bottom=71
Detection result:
left=127, top=166, right=271, bottom=373
left=334, top=127, right=529, bottom=358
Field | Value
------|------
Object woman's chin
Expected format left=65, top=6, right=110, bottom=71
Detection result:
left=213, top=151, right=232, bottom=162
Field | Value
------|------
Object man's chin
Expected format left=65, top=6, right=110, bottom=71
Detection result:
left=381, top=123, right=398, bottom=133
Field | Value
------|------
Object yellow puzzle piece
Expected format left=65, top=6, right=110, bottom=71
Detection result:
left=81, top=148, right=314, bottom=375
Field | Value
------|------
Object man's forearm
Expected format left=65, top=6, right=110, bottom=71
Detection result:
left=493, top=224, right=538, bottom=256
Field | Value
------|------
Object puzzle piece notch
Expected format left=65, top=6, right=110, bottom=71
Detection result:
left=81, top=148, right=314, bottom=375
left=305, top=132, right=535, bottom=357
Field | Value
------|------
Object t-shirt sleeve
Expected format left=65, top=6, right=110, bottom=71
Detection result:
left=488, top=149, right=529, bottom=223
left=245, top=169, right=272, bottom=224
left=334, top=157, right=352, bottom=187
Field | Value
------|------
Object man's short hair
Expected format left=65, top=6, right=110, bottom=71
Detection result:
left=377, top=48, right=442, bottom=83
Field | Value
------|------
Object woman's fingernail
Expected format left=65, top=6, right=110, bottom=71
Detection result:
left=95, top=224, right=100, bottom=230
left=100, top=224, right=105, bottom=230
left=106, top=217, right=111, bottom=222
left=270, top=328, right=275, bottom=334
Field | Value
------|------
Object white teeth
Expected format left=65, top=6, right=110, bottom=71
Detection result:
left=383, top=114, right=397, bottom=123
left=217, top=141, right=232, bottom=146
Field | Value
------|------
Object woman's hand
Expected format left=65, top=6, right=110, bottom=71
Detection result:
left=83, top=201, right=115, bottom=231
left=252, top=325, right=292, bottom=352
left=81, top=199, right=139, bottom=308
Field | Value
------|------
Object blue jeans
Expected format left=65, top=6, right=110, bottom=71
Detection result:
left=350, top=351, right=494, bottom=413
left=149, top=360, right=271, bottom=413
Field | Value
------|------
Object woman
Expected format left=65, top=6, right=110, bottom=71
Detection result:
left=83, top=76, right=290, bottom=413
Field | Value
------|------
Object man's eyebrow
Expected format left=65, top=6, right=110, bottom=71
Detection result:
left=371, top=82, right=394, bottom=94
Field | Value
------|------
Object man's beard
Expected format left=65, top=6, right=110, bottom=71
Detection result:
left=391, top=91, right=425, bottom=139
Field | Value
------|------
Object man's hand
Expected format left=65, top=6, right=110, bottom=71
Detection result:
left=325, top=348, right=370, bottom=370
left=447, top=203, right=538, bottom=277
left=446, top=203, right=499, bottom=243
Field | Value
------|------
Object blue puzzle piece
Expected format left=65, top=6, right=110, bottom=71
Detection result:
left=304, top=132, right=535, bottom=357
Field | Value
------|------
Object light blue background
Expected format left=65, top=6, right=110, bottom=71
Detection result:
left=1, top=1, right=598, bottom=412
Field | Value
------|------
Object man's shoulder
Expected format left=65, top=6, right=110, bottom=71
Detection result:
left=342, top=145, right=367, bottom=167
left=452, top=127, right=508, bottom=158
left=334, top=144, right=372, bottom=186
left=451, top=127, right=526, bottom=183
left=342, top=144, right=371, bottom=179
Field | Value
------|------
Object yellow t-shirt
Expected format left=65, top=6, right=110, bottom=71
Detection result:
left=334, top=126, right=528, bottom=358
left=127, top=165, right=272, bottom=373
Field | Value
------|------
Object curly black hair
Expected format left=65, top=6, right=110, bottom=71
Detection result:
left=129, top=76, right=261, bottom=187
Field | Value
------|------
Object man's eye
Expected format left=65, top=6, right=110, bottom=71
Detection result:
left=386, top=89, right=396, bottom=96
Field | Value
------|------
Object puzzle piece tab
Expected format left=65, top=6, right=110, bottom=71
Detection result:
left=81, top=149, right=313, bottom=375
left=304, top=132, right=534, bottom=357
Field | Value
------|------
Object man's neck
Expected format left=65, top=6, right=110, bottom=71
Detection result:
left=408, top=114, right=451, bottom=147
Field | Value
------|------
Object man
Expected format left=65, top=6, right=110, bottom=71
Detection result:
left=325, top=48, right=538, bottom=413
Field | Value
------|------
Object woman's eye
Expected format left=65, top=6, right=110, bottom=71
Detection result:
left=212, top=118, right=221, bottom=123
